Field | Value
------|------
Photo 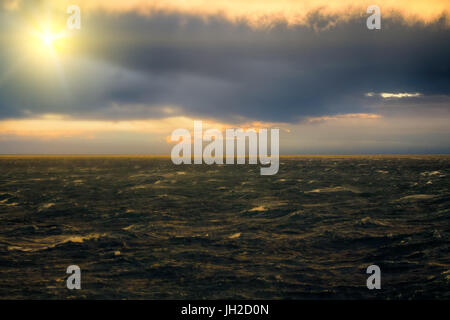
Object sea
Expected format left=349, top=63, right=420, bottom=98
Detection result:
left=0, top=156, right=448, bottom=299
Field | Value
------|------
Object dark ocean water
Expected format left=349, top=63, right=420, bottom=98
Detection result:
left=0, top=156, right=448, bottom=299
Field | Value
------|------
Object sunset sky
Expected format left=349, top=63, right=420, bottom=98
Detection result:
left=0, top=0, right=449, bottom=154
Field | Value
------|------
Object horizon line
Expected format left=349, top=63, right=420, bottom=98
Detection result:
left=1, top=154, right=449, bottom=158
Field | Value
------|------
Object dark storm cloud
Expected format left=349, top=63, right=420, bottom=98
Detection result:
left=0, top=10, right=449, bottom=122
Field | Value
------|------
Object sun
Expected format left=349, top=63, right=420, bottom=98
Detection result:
left=40, top=32, right=57, bottom=47
left=36, top=29, right=66, bottom=50
left=19, top=25, right=72, bottom=72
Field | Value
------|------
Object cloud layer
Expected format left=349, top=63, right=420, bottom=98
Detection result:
left=62, top=0, right=450, bottom=27
left=1, top=10, right=449, bottom=120
left=0, top=1, right=449, bottom=153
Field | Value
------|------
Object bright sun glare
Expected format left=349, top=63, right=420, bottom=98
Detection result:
left=41, top=32, right=56, bottom=46
left=37, top=30, right=65, bottom=49
left=22, top=20, right=75, bottom=72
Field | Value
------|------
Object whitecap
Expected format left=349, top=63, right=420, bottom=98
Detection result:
left=396, top=194, right=436, bottom=201
left=38, top=203, right=55, bottom=211
left=249, top=206, right=266, bottom=212
left=306, top=186, right=361, bottom=194
left=7, top=233, right=107, bottom=252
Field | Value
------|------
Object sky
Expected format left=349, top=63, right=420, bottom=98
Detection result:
left=0, top=0, right=449, bottom=154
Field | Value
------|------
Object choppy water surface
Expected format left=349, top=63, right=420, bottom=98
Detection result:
left=0, top=156, right=449, bottom=299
